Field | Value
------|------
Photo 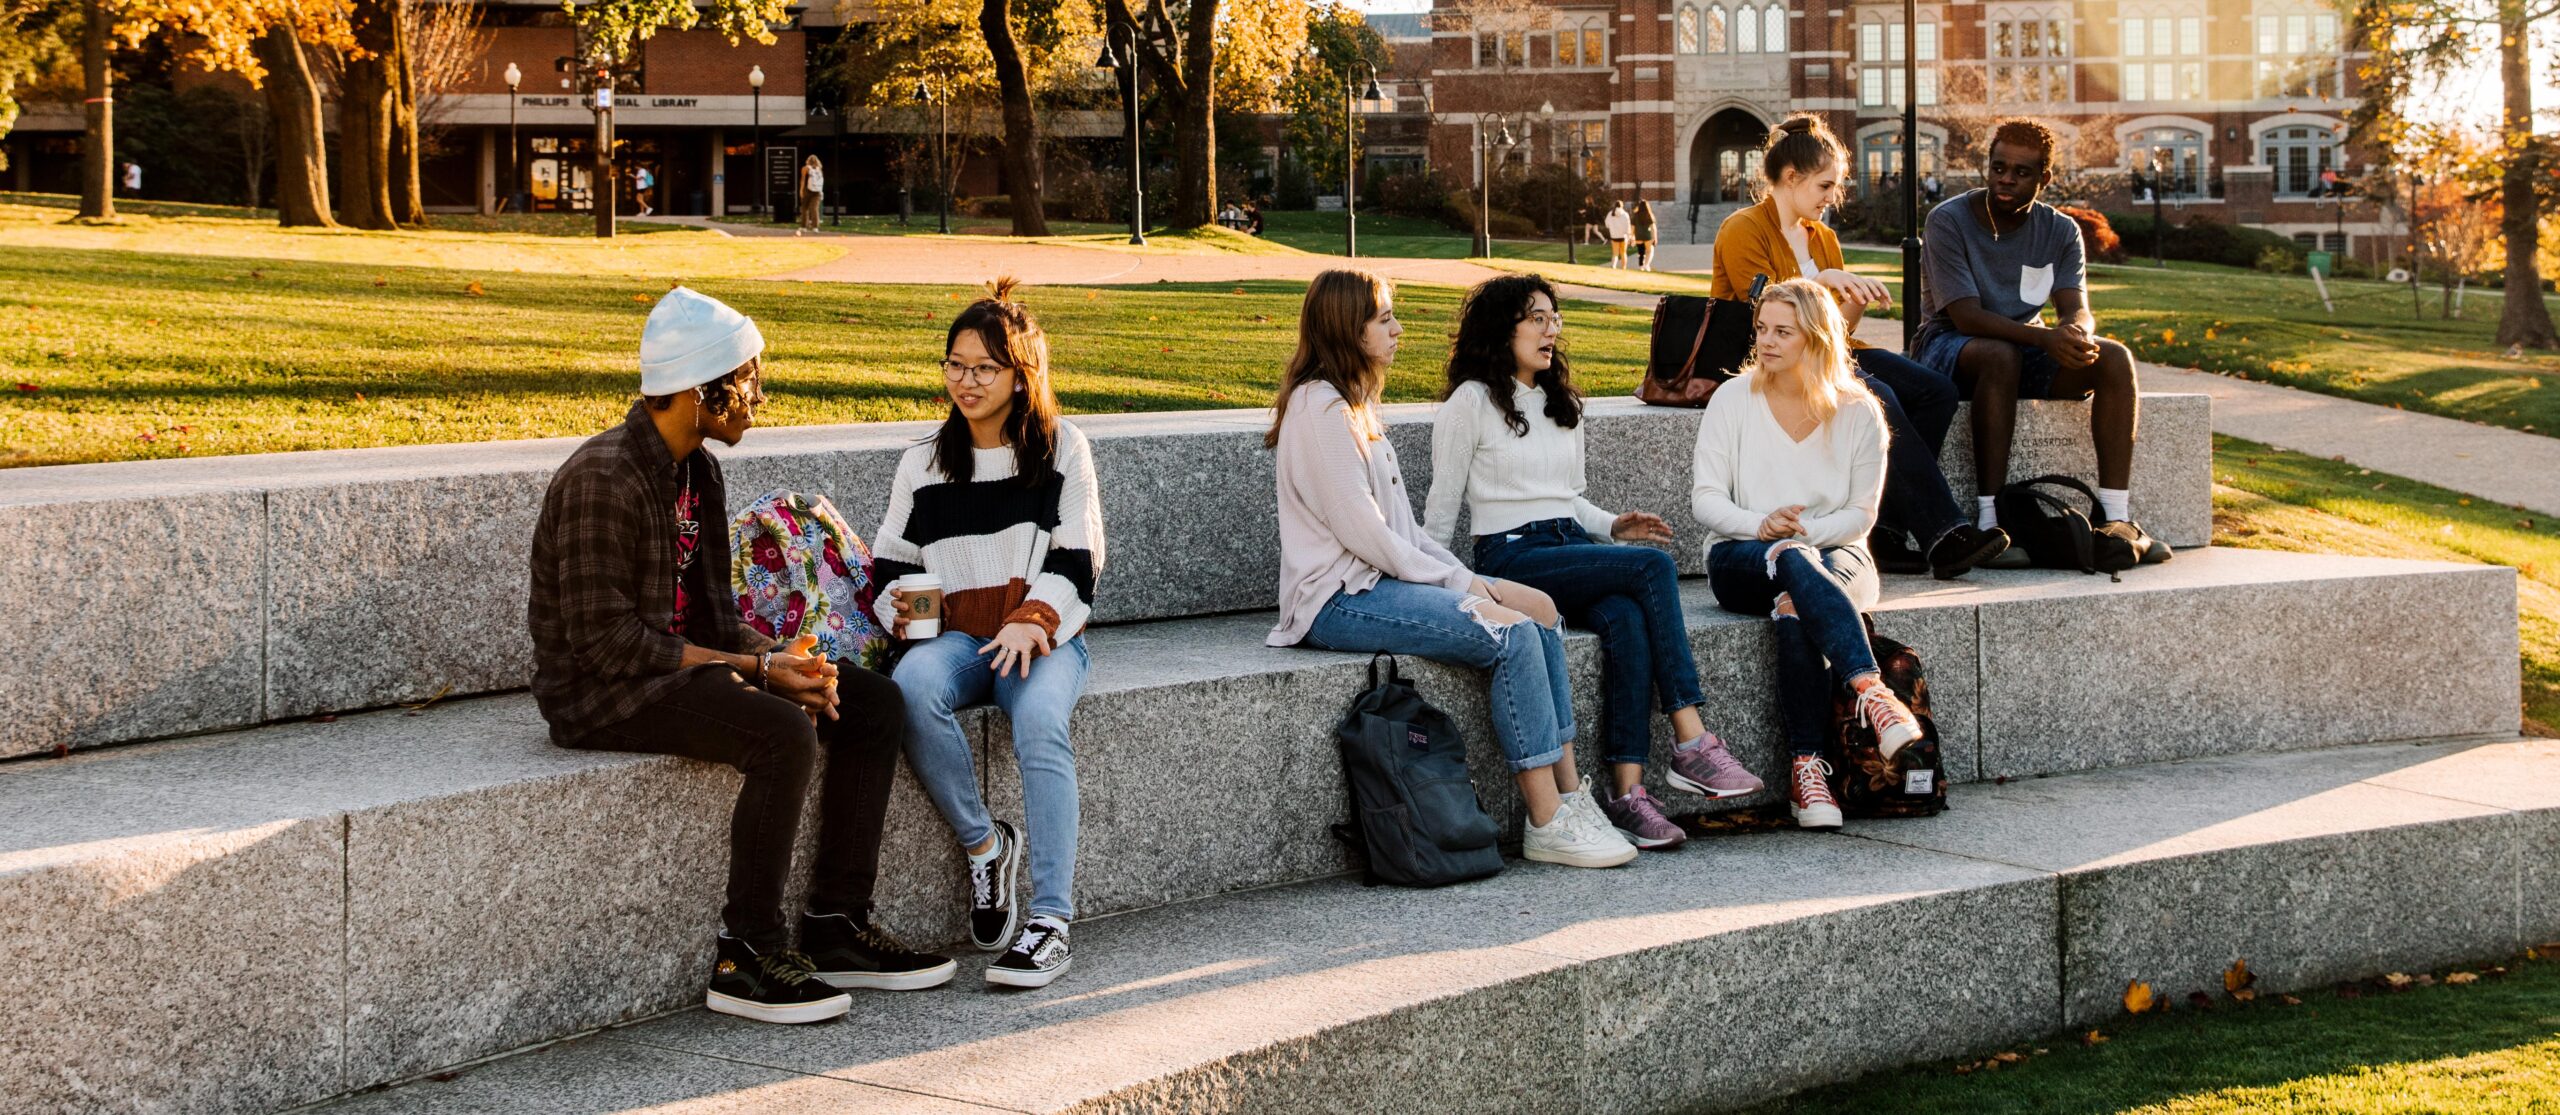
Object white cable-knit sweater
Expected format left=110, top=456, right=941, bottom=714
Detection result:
left=1689, top=374, right=1887, bottom=552
left=1423, top=378, right=1620, bottom=551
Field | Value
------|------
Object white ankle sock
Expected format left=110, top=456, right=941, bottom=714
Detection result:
left=968, top=830, right=1003, bottom=865
left=1977, top=495, right=1999, bottom=530
left=2098, top=487, right=2131, bottom=523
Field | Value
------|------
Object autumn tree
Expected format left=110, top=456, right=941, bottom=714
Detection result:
left=1276, top=2, right=1384, bottom=199
left=254, top=26, right=334, bottom=225
left=0, top=0, right=73, bottom=168
left=567, top=0, right=789, bottom=236
left=71, top=0, right=354, bottom=221
left=1100, top=0, right=1305, bottom=228
left=2353, top=0, right=2560, bottom=348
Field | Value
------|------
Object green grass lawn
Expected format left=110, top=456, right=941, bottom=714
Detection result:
left=0, top=244, right=1662, bottom=467
left=711, top=211, right=1305, bottom=257
left=2082, top=260, right=2560, bottom=438
left=1744, top=947, right=2560, bottom=1114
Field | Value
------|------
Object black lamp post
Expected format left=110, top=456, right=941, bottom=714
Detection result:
left=503, top=62, right=520, bottom=214
left=1095, top=25, right=1145, bottom=245
left=591, top=65, right=614, bottom=239
left=2150, top=148, right=2168, bottom=268
left=917, top=80, right=948, bottom=234
left=1475, top=118, right=1513, bottom=257
left=749, top=64, right=766, bottom=218
left=1340, top=65, right=1386, bottom=257
left=1899, top=0, right=1920, bottom=351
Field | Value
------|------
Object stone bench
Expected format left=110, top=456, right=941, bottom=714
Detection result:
left=0, top=547, right=2515, bottom=1114
left=1, top=394, right=2211, bottom=758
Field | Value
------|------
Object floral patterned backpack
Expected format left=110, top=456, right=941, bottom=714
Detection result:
left=730, top=489, right=893, bottom=672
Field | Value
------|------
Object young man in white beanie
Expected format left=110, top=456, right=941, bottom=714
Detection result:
left=528, top=286, right=954, bottom=1025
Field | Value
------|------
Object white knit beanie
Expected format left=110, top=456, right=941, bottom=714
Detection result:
left=639, top=287, right=764, bottom=396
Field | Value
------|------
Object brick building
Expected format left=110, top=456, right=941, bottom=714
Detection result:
left=1417, top=0, right=2387, bottom=257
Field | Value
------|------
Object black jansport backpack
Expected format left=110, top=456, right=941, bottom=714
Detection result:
left=1330, top=655, right=1505, bottom=887
left=1994, top=474, right=2142, bottom=577
left=1825, top=620, right=1949, bottom=819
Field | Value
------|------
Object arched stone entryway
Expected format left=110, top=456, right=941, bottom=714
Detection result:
left=1688, top=107, right=1771, bottom=204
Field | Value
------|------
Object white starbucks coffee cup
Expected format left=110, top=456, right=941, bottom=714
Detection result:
left=892, top=574, right=945, bottom=639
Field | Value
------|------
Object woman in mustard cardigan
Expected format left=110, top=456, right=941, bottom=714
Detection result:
left=1711, top=115, right=2011, bottom=579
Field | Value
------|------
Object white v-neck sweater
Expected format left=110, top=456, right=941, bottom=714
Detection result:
left=1689, top=373, right=1888, bottom=552
left=1423, top=379, right=1619, bottom=550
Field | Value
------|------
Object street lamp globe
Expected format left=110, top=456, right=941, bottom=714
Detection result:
left=1539, top=100, right=1555, bottom=119
left=749, top=64, right=765, bottom=89
left=504, top=62, right=521, bottom=91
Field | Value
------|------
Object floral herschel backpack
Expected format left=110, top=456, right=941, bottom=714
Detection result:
left=730, top=489, right=892, bottom=672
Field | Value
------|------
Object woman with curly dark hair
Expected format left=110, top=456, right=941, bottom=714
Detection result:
left=1424, top=274, right=1764, bottom=852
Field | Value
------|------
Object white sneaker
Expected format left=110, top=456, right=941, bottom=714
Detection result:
left=1524, top=787, right=1638, bottom=869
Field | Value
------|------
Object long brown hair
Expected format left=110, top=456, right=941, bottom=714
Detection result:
left=935, top=276, right=1061, bottom=484
left=1266, top=269, right=1393, bottom=447
left=1747, top=277, right=1866, bottom=429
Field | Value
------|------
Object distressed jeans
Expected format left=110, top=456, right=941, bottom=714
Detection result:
left=894, top=631, right=1090, bottom=921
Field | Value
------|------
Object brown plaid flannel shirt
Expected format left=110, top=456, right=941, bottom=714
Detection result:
left=528, top=402, right=762, bottom=744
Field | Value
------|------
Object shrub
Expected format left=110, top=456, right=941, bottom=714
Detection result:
left=2104, top=211, right=2307, bottom=270
left=2057, top=206, right=2124, bottom=263
left=2254, top=245, right=2298, bottom=273
left=1273, top=152, right=1317, bottom=210
left=1369, top=167, right=1467, bottom=230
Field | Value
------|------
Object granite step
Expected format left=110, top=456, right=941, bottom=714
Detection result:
left=2, top=394, right=2212, bottom=758
left=302, top=737, right=2560, bottom=1115
left=0, top=548, right=2517, bottom=1114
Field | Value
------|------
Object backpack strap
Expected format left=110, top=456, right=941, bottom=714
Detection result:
left=1366, top=653, right=1399, bottom=690
left=2015, top=474, right=2104, bottom=520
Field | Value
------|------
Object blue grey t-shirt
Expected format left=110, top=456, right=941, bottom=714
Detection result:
left=1913, top=188, right=2085, bottom=352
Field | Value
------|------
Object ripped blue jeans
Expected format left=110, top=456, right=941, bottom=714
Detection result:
left=1303, top=577, right=1575, bottom=772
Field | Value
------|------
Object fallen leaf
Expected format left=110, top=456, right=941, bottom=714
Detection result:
left=2279, top=994, right=2303, bottom=1006
left=13, top=382, right=33, bottom=393
left=374, top=276, right=389, bottom=288
left=1993, top=1051, right=2024, bottom=1065
left=2162, top=328, right=2176, bottom=344
left=2384, top=972, right=2413, bottom=990
left=1953, top=1062, right=1976, bottom=1075
left=2414, top=973, right=2437, bottom=987
left=2446, top=971, right=2479, bottom=985
left=2033, top=1048, right=2049, bottom=1056
left=2123, top=979, right=2156, bottom=1014
left=2460, top=498, right=2471, bottom=505
left=1232, top=286, right=1246, bottom=295
left=632, top=294, right=651, bottom=303
left=136, top=431, right=156, bottom=442
left=2081, top=1029, right=2109, bottom=1046
left=464, top=280, right=485, bottom=297
left=2225, top=959, right=2257, bottom=996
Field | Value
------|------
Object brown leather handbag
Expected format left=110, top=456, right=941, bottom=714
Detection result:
left=1636, top=274, right=1766, bottom=408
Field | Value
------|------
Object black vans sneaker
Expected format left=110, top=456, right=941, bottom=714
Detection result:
left=706, top=935, right=851, bottom=1024
left=985, top=915, right=1071, bottom=989
left=801, top=911, right=957, bottom=991
left=968, top=820, right=1023, bottom=952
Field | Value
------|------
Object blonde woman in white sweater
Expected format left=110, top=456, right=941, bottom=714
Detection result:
left=1268, top=269, right=1636, bottom=869
left=875, top=280, right=1103, bottom=988
left=1426, top=275, right=1762, bottom=854
left=1691, top=278, right=1923, bottom=831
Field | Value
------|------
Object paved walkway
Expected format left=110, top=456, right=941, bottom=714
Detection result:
left=654, top=217, right=2560, bottom=512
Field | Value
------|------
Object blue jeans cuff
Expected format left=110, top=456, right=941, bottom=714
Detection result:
left=1506, top=745, right=1567, bottom=773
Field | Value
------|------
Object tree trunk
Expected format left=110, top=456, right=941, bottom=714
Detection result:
left=1167, top=0, right=1219, bottom=229
left=2494, top=0, right=2558, bottom=348
left=980, top=0, right=1049, bottom=236
left=259, top=28, right=338, bottom=228
left=388, top=2, right=425, bottom=226
left=337, top=0, right=400, bottom=230
left=78, top=0, right=112, bottom=221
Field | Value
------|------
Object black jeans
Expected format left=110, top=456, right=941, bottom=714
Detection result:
left=1855, top=347, right=1969, bottom=549
left=568, top=664, right=907, bottom=951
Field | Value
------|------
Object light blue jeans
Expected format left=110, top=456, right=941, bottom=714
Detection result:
left=893, top=631, right=1090, bottom=921
left=1303, top=577, right=1576, bottom=773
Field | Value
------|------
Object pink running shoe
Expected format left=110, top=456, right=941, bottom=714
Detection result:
left=1597, top=784, right=1687, bottom=850
left=1854, top=683, right=1924, bottom=760
left=1665, top=733, right=1767, bottom=799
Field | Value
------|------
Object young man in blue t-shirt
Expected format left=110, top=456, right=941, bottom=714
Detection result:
left=1912, top=119, right=2168, bottom=562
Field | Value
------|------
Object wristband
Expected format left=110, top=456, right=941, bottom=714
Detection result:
left=756, top=652, right=772, bottom=688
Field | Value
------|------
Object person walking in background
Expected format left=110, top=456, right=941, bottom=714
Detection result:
left=1913, top=118, right=2164, bottom=561
left=1710, top=114, right=2009, bottom=579
left=797, top=155, right=825, bottom=234
left=528, top=287, right=953, bottom=1026
left=1270, top=269, right=1638, bottom=870
left=120, top=160, right=141, bottom=197
left=874, top=278, right=1104, bottom=990
left=1428, top=274, right=1763, bottom=850
left=1691, top=279, right=1926, bottom=831
left=1603, top=201, right=1632, bottom=269
left=1630, top=199, right=1659, bottom=271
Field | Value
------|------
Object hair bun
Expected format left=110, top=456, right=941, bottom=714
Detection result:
left=984, top=275, right=1023, bottom=305
left=1779, top=116, right=1818, bottom=136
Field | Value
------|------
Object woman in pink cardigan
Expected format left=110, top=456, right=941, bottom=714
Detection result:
left=1265, top=269, right=1637, bottom=870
